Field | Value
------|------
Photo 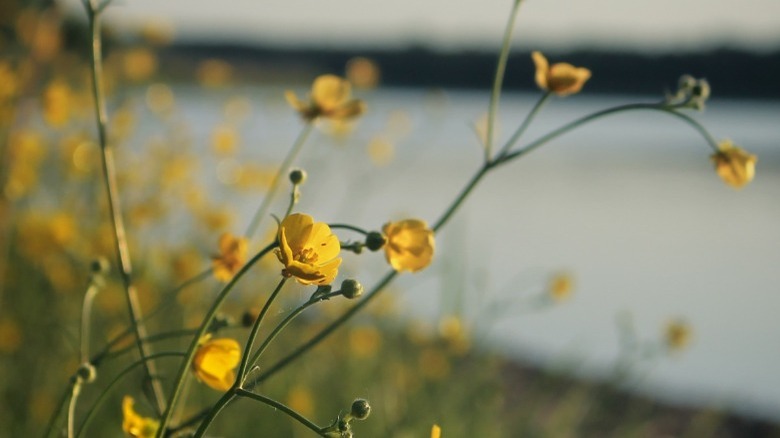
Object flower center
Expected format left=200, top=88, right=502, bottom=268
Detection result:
left=294, top=247, right=319, bottom=264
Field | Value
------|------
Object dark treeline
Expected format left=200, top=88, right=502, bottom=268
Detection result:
left=162, top=42, right=780, bottom=99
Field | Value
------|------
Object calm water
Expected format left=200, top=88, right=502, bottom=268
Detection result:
left=144, top=86, right=780, bottom=420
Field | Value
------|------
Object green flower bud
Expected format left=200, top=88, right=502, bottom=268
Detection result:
left=350, top=398, right=371, bottom=420
left=289, top=168, right=307, bottom=185
left=364, top=231, right=386, bottom=251
left=340, top=279, right=364, bottom=299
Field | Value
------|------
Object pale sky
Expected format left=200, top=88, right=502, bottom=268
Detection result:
left=59, top=0, right=780, bottom=51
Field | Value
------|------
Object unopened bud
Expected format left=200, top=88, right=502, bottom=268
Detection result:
left=350, top=399, right=371, bottom=420
left=90, top=257, right=110, bottom=275
left=340, top=279, right=364, bottom=299
left=289, top=168, right=307, bottom=185
left=364, top=231, right=386, bottom=251
left=76, top=362, right=97, bottom=384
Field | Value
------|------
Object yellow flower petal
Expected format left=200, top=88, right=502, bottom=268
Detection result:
left=122, top=396, right=159, bottom=438
left=275, top=213, right=342, bottom=285
left=532, top=51, right=591, bottom=96
left=383, top=219, right=435, bottom=273
left=192, top=338, right=241, bottom=391
left=212, top=233, right=248, bottom=282
left=710, top=140, right=757, bottom=189
left=431, top=424, right=442, bottom=438
left=287, top=75, right=365, bottom=122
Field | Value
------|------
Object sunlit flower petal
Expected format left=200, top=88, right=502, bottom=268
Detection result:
left=211, top=233, right=248, bottom=282
left=192, top=337, right=241, bottom=391
left=710, top=140, right=757, bottom=189
left=122, top=396, right=159, bottom=438
left=275, top=213, right=342, bottom=285
left=286, top=75, right=365, bottom=122
left=532, top=51, right=591, bottom=96
left=382, top=219, right=435, bottom=273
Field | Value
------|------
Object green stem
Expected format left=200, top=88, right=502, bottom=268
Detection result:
left=497, top=103, right=719, bottom=166
left=245, top=123, right=314, bottom=239
left=246, top=290, right=343, bottom=375
left=80, top=281, right=100, bottom=363
left=496, top=91, right=551, bottom=159
left=485, top=0, right=524, bottom=161
left=191, top=389, right=236, bottom=438
left=328, top=223, right=370, bottom=235
left=236, top=279, right=287, bottom=380
left=67, top=382, right=82, bottom=438
left=85, top=0, right=166, bottom=414
left=44, top=381, right=74, bottom=438
left=76, top=352, right=186, bottom=438
left=235, top=389, right=325, bottom=436
left=155, top=242, right=277, bottom=437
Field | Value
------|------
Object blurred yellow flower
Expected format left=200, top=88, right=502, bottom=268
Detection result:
left=212, top=233, right=248, bottom=282
left=349, top=326, right=382, bottom=358
left=0, top=319, right=22, bottom=353
left=192, top=337, right=241, bottom=391
left=382, top=219, right=435, bottom=273
left=42, top=80, right=70, bottom=127
left=367, top=137, right=395, bottom=166
left=275, top=213, right=342, bottom=285
left=431, top=424, right=442, bottom=438
left=710, top=140, right=757, bottom=189
left=196, top=59, right=232, bottom=88
left=664, top=320, right=692, bottom=351
left=286, top=385, right=315, bottom=417
left=211, top=124, right=239, bottom=155
left=548, top=272, right=574, bottom=302
left=122, top=47, right=158, bottom=82
left=346, top=57, right=380, bottom=89
left=532, top=51, right=591, bottom=96
left=122, top=396, right=159, bottom=438
left=285, top=75, right=365, bottom=122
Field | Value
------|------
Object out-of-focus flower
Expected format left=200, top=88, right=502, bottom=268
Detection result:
left=532, top=51, right=591, bottom=96
left=4, top=130, right=45, bottom=199
left=711, top=140, right=757, bottom=189
left=419, top=348, right=450, bottom=380
left=196, top=59, right=232, bottom=88
left=367, top=137, right=395, bottom=166
left=349, top=326, right=382, bottom=358
left=192, top=337, right=241, bottom=391
left=0, top=62, right=18, bottom=102
left=382, top=219, right=435, bottom=273
left=212, top=233, right=248, bottom=282
left=140, top=20, right=175, bottom=46
left=275, top=213, right=342, bottom=285
left=664, top=319, right=692, bottom=351
left=145, top=83, right=175, bottom=114
left=431, top=424, right=442, bottom=438
left=438, top=316, right=470, bottom=355
left=346, top=57, right=380, bottom=89
left=122, top=396, right=159, bottom=438
left=122, top=47, right=158, bottom=82
left=211, top=124, right=239, bottom=155
left=548, top=272, right=574, bottom=302
left=42, top=80, right=70, bottom=127
left=285, top=75, right=365, bottom=122
left=286, top=385, right=315, bottom=417
left=0, top=319, right=22, bottom=353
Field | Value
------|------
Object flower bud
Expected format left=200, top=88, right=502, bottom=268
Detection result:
left=340, top=279, right=364, bottom=299
left=364, top=231, right=386, bottom=251
left=90, top=257, right=110, bottom=275
left=289, top=168, right=307, bottom=185
left=76, top=362, right=97, bottom=384
left=677, top=74, right=696, bottom=92
left=350, top=399, right=371, bottom=420
left=242, top=308, right=260, bottom=327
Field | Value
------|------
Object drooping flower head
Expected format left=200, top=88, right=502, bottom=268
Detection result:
left=275, top=213, right=342, bottom=285
left=710, top=140, right=757, bottom=189
left=192, top=337, right=241, bottom=391
left=285, top=75, right=365, bottom=122
left=122, top=396, right=159, bottom=438
left=532, top=51, right=591, bottom=96
left=382, top=219, right=435, bottom=273
left=212, top=232, right=248, bottom=282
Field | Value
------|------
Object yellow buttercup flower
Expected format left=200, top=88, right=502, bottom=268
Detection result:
left=122, top=396, right=159, bottom=438
left=275, top=213, right=342, bottom=285
left=382, top=219, right=435, bottom=273
left=212, top=233, right=248, bottom=282
left=285, top=75, right=365, bottom=121
left=710, top=140, right=757, bottom=189
left=532, top=51, right=591, bottom=96
left=192, top=337, right=241, bottom=391
left=431, top=424, right=442, bottom=438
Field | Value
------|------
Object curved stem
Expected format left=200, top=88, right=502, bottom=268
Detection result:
left=328, top=223, right=370, bottom=235
left=85, top=0, right=165, bottom=414
left=496, top=91, right=551, bottom=159
left=235, top=389, right=325, bottom=436
left=44, top=381, right=74, bottom=438
left=75, top=352, right=186, bottom=438
left=156, top=241, right=277, bottom=437
left=191, top=389, right=236, bottom=438
left=67, top=382, right=82, bottom=438
left=245, top=123, right=314, bottom=239
left=236, top=279, right=287, bottom=380
left=485, top=0, right=524, bottom=161
left=246, top=290, right=343, bottom=375
left=80, top=281, right=100, bottom=363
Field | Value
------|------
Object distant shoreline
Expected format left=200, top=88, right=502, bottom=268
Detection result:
left=159, top=42, right=780, bottom=99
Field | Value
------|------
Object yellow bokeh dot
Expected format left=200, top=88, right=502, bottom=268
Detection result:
left=145, top=83, right=175, bottom=114
left=349, top=326, right=382, bottom=359
left=367, top=137, right=395, bottom=166
left=286, top=386, right=315, bottom=418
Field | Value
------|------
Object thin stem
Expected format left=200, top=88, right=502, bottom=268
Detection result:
left=328, top=223, right=370, bottom=235
left=191, top=390, right=236, bottom=438
left=76, top=352, right=186, bottom=438
left=245, top=123, right=314, bottom=239
left=496, top=91, right=551, bottom=159
left=236, top=279, right=287, bottom=380
left=246, top=290, right=343, bottom=374
left=44, top=381, right=74, bottom=438
left=485, top=0, right=524, bottom=161
left=85, top=0, right=165, bottom=413
left=67, top=382, right=82, bottom=438
left=79, top=281, right=100, bottom=363
left=156, top=242, right=277, bottom=437
left=235, top=388, right=325, bottom=436
left=497, top=103, right=718, bottom=166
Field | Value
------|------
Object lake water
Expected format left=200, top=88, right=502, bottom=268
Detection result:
left=148, top=85, right=780, bottom=421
